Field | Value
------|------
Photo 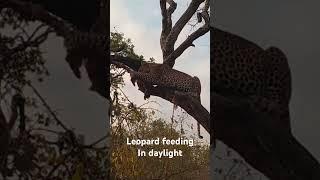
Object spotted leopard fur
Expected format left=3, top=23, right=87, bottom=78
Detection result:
left=62, top=30, right=108, bottom=98
left=212, top=27, right=291, bottom=132
left=130, top=62, right=203, bottom=138
left=130, top=63, right=201, bottom=101
left=64, top=30, right=107, bottom=77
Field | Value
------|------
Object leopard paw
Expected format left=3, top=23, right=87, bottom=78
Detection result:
left=130, top=72, right=137, bottom=86
left=143, top=90, right=151, bottom=100
left=171, top=95, right=179, bottom=109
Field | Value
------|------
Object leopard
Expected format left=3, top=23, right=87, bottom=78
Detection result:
left=212, top=27, right=292, bottom=132
left=130, top=62, right=201, bottom=102
left=63, top=30, right=108, bottom=98
left=64, top=31, right=107, bottom=77
left=134, top=62, right=154, bottom=100
left=130, top=62, right=203, bottom=138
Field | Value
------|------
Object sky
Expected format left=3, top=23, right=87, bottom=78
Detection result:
left=34, top=34, right=108, bottom=144
left=110, top=0, right=210, bottom=140
left=212, top=0, right=320, bottom=179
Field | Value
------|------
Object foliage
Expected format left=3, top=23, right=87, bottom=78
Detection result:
left=110, top=32, right=144, bottom=61
left=0, top=9, right=48, bottom=95
left=111, top=108, right=209, bottom=179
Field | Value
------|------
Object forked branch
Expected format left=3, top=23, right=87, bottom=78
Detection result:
left=160, top=0, right=209, bottom=67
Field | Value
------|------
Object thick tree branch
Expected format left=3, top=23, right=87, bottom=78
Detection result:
left=213, top=92, right=320, bottom=180
left=160, top=0, right=168, bottom=37
left=160, top=0, right=177, bottom=58
left=164, top=23, right=209, bottom=65
left=150, top=86, right=209, bottom=132
left=110, top=55, right=141, bottom=72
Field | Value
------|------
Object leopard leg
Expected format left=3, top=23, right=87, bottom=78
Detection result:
left=137, top=80, right=152, bottom=100
left=143, top=83, right=152, bottom=100
left=130, top=72, right=137, bottom=86
left=144, top=89, right=151, bottom=100
left=197, top=122, right=203, bottom=139
left=171, top=92, right=178, bottom=110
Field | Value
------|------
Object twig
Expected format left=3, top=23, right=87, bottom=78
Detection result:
left=26, top=81, right=70, bottom=131
left=164, top=0, right=209, bottom=65
left=84, top=134, right=109, bottom=148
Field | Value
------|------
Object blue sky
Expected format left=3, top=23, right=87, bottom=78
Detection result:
left=111, top=0, right=210, bottom=140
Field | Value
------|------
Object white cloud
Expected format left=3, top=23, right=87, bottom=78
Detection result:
left=111, top=0, right=162, bottom=61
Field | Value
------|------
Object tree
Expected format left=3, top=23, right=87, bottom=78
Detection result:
left=110, top=31, right=209, bottom=179
left=111, top=0, right=210, bottom=141
left=110, top=1, right=210, bottom=178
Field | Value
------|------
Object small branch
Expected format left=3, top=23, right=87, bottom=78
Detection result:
left=31, top=27, right=54, bottom=45
left=26, top=82, right=70, bottom=131
left=164, top=23, right=209, bottom=64
left=84, top=134, right=109, bottom=148
left=167, top=0, right=204, bottom=45
left=46, top=151, right=74, bottom=178
left=16, top=94, right=26, bottom=133
left=8, top=95, right=19, bottom=129
left=111, top=61, right=134, bottom=73
left=0, top=107, right=8, bottom=128
left=28, top=24, right=47, bottom=42
left=30, top=128, right=62, bottom=135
